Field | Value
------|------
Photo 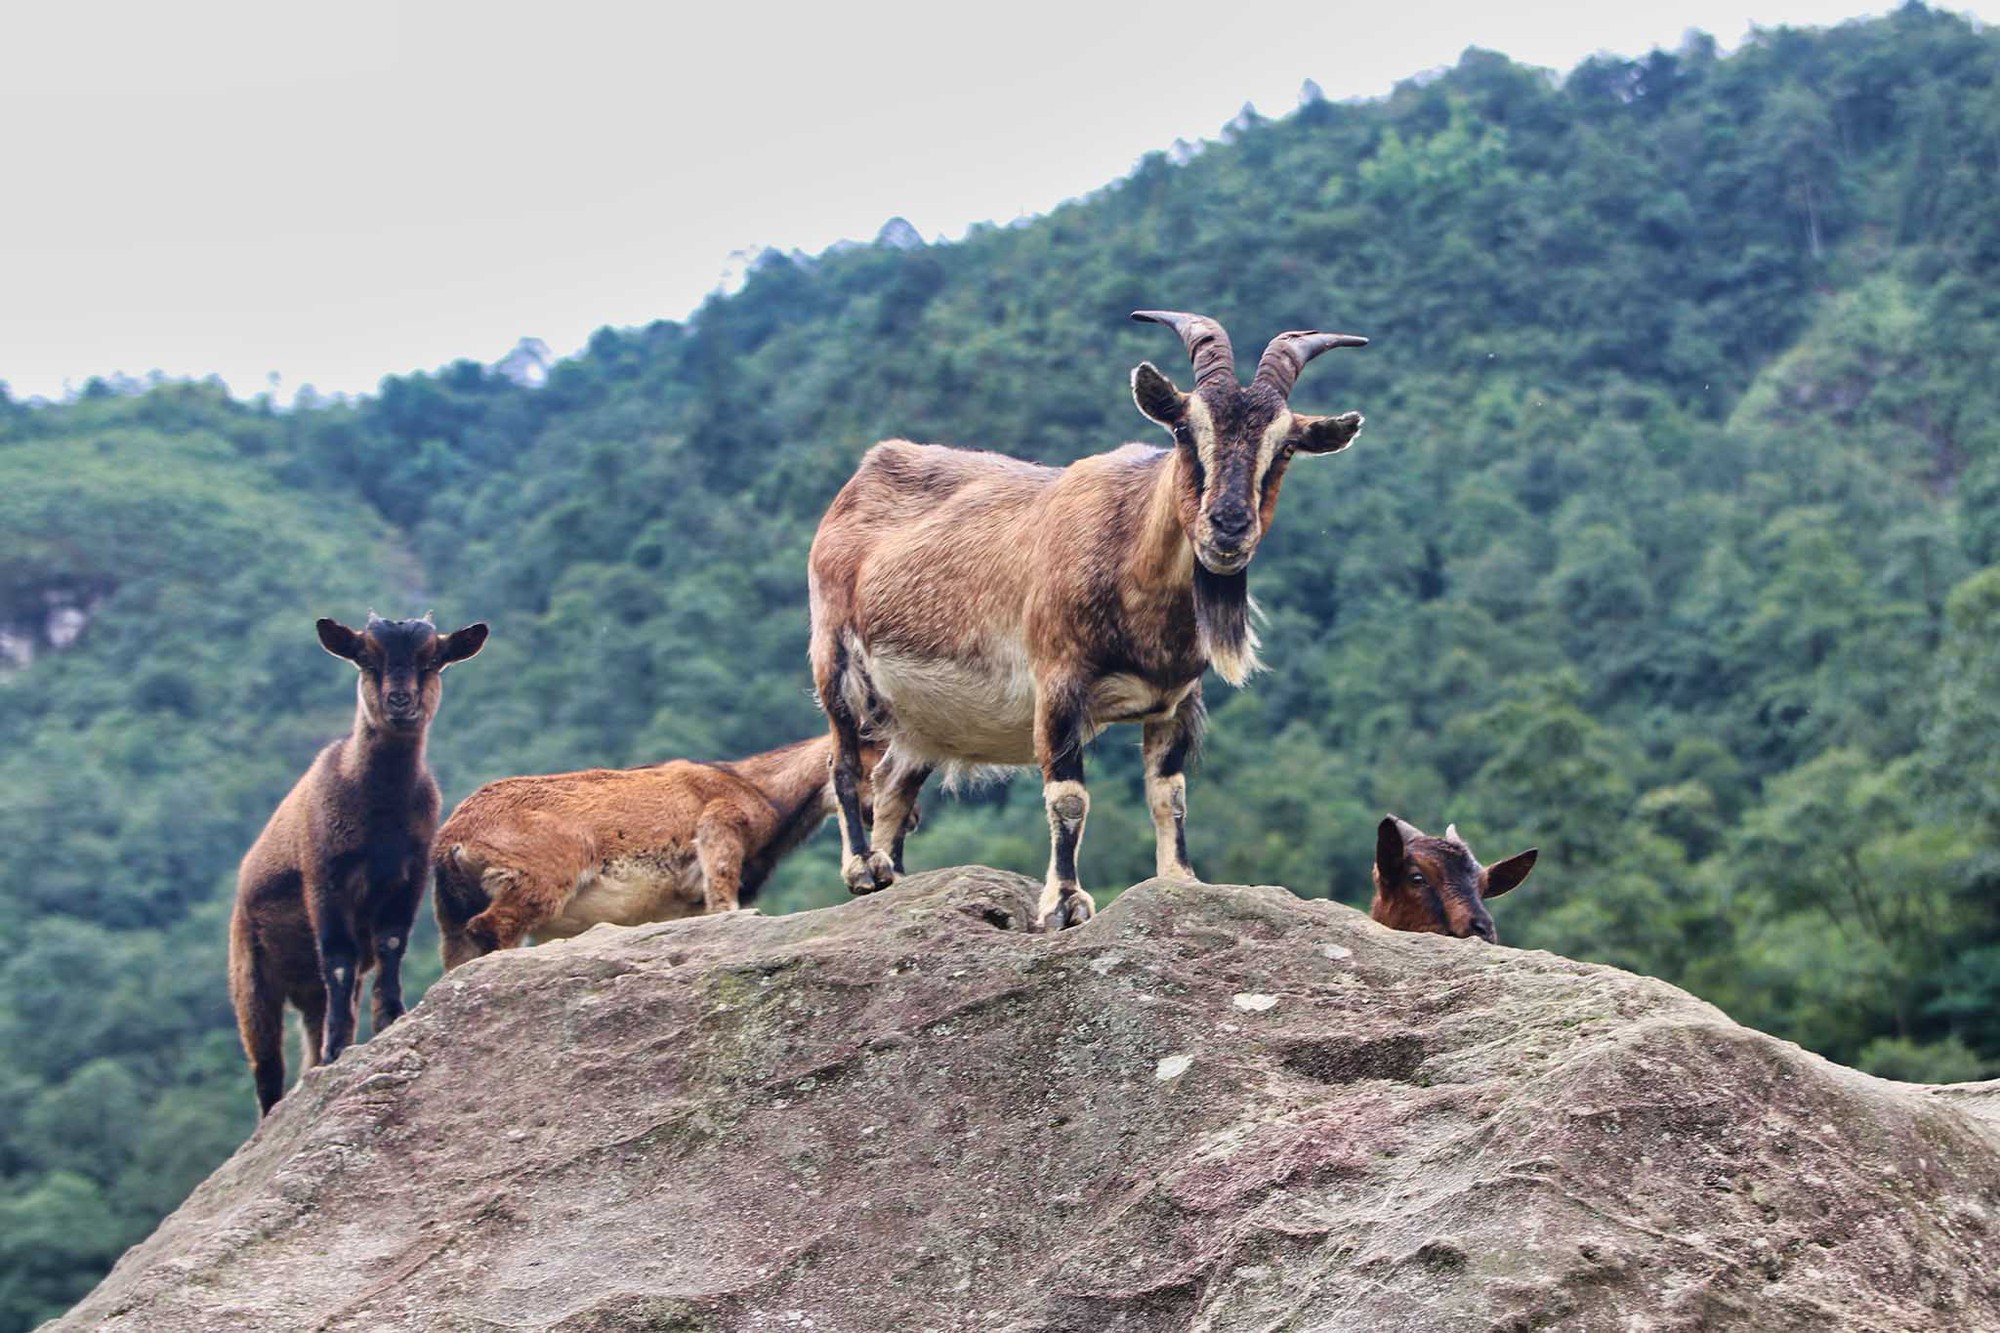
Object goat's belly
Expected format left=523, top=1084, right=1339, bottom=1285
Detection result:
left=537, top=850, right=704, bottom=939
left=865, top=650, right=1194, bottom=765
left=867, top=648, right=1039, bottom=764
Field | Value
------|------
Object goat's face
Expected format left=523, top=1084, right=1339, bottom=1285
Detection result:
left=1132, top=312, right=1366, bottom=576
left=317, top=614, right=489, bottom=734
left=1370, top=815, right=1537, bottom=944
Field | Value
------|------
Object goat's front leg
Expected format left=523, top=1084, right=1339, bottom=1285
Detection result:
left=312, top=907, right=362, bottom=1064
left=369, top=863, right=424, bottom=1033
left=1144, top=688, right=1204, bottom=880
left=1035, top=678, right=1095, bottom=931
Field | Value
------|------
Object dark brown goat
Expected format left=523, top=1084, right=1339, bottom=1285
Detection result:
left=432, top=734, right=892, bottom=970
left=229, top=614, right=487, bottom=1113
left=808, top=310, right=1366, bottom=931
left=1371, top=816, right=1537, bottom=943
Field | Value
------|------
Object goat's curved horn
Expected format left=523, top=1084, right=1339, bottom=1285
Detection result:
left=1132, top=310, right=1237, bottom=391
left=1254, top=329, right=1369, bottom=399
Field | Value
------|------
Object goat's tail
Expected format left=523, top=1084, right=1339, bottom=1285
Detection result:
left=228, top=902, right=287, bottom=1115
left=433, top=842, right=493, bottom=972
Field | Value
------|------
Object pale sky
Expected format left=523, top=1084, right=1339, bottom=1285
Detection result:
left=1, top=0, right=1988, bottom=402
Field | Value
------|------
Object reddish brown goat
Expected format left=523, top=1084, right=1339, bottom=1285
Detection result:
left=1371, top=815, right=1537, bottom=943
left=229, top=614, right=488, bottom=1113
left=809, top=311, right=1367, bottom=931
left=432, top=734, right=891, bottom=970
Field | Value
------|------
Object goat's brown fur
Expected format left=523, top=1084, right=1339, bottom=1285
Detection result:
left=1371, top=815, right=1537, bottom=943
left=229, top=614, right=486, bottom=1114
left=432, top=735, right=887, bottom=970
left=809, top=312, right=1365, bottom=930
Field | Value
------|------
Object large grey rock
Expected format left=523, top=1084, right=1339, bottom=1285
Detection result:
left=57, top=869, right=2000, bottom=1331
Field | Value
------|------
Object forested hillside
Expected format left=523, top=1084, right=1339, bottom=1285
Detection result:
left=5, top=6, right=1999, bottom=1324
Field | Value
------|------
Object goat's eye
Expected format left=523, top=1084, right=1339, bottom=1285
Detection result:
left=1408, top=872, right=1427, bottom=888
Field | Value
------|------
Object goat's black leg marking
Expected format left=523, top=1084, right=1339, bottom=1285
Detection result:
left=889, top=793, right=925, bottom=875
left=825, top=641, right=895, bottom=893
left=1144, top=687, right=1204, bottom=880
left=371, top=935, right=405, bottom=1032
left=369, top=866, right=423, bottom=1033
left=317, top=919, right=361, bottom=1063
left=872, top=758, right=932, bottom=875
left=1035, top=679, right=1095, bottom=931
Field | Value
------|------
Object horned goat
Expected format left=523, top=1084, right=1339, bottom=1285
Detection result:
left=1371, top=816, right=1538, bottom=943
left=808, top=311, right=1366, bottom=930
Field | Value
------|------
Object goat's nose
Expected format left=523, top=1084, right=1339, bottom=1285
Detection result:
left=1211, top=511, right=1253, bottom=544
left=386, top=689, right=414, bottom=709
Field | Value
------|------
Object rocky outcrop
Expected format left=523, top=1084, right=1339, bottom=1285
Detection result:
left=58, top=869, right=2000, bottom=1331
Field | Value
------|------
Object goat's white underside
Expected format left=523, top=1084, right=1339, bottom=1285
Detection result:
left=861, top=640, right=1194, bottom=768
left=535, top=848, right=705, bottom=940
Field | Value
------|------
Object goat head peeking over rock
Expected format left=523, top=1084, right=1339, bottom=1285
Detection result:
left=809, top=310, right=1366, bottom=932
left=229, top=613, right=487, bottom=1114
left=1372, top=815, right=1537, bottom=943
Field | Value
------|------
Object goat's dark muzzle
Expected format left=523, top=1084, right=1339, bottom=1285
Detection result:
left=1200, top=508, right=1257, bottom=573
left=383, top=688, right=424, bottom=727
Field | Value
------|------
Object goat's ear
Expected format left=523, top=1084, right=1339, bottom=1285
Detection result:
left=1131, top=362, right=1187, bottom=427
left=437, top=622, right=489, bottom=667
left=317, top=618, right=365, bottom=663
left=1375, top=816, right=1408, bottom=882
left=1295, top=411, right=1364, bottom=455
left=1483, top=848, right=1538, bottom=898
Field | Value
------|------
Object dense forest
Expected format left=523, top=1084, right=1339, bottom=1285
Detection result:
left=4, top=6, right=1999, bottom=1324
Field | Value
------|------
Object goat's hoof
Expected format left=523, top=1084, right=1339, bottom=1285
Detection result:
left=844, top=851, right=897, bottom=895
left=1037, top=885, right=1096, bottom=932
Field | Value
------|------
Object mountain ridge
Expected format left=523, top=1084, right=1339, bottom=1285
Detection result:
left=4, top=9, right=1999, bottom=1324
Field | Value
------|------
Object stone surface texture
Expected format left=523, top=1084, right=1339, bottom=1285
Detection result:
left=56, top=868, right=2000, bottom=1331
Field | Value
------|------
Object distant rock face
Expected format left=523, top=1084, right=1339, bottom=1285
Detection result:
left=59, top=869, right=2000, bottom=1331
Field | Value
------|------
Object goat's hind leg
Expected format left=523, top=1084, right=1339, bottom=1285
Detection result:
left=870, top=750, right=932, bottom=876
left=461, top=864, right=568, bottom=954
left=817, top=638, right=895, bottom=894
left=434, top=845, right=492, bottom=971
left=230, top=910, right=289, bottom=1115
left=291, top=983, right=328, bottom=1072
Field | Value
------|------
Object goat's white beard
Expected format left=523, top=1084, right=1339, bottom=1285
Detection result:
left=1194, top=565, right=1264, bottom=687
